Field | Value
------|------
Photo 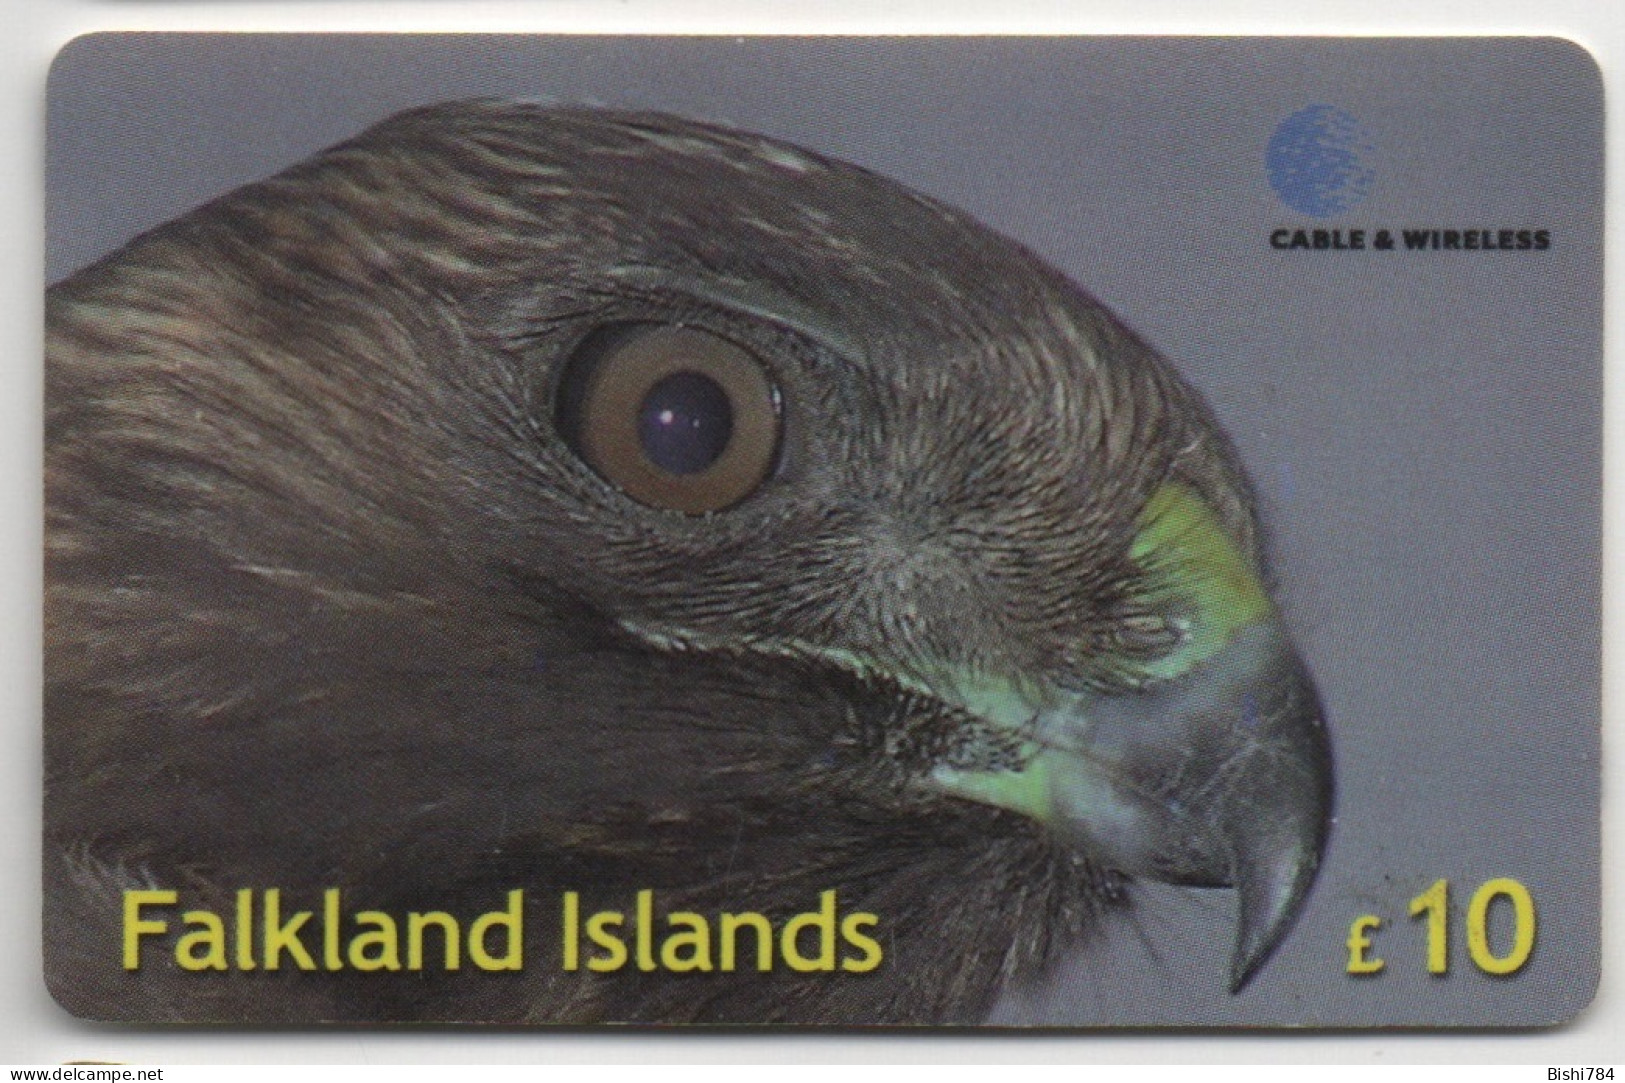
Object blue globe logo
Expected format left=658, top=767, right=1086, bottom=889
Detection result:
left=1266, top=105, right=1375, bottom=217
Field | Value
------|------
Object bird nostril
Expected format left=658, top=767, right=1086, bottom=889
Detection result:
left=1113, top=612, right=1187, bottom=659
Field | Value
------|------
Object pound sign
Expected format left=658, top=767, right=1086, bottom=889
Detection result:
left=1346, top=915, right=1385, bottom=975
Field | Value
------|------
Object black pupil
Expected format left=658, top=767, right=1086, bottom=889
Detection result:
left=637, top=371, right=734, bottom=475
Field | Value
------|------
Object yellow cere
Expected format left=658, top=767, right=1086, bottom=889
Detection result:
left=1130, top=481, right=1274, bottom=681
left=927, top=482, right=1274, bottom=823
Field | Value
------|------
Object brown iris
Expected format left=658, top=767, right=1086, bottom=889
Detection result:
left=557, top=325, right=781, bottom=514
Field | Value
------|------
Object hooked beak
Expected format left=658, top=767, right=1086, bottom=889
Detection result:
left=931, top=482, right=1333, bottom=991
left=1035, top=619, right=1332, bottom=991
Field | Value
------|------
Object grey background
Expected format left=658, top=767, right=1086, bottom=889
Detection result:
left=45, top=34, right=1604, bottom=1027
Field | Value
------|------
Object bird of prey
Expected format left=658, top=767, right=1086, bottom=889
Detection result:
left=44, top=100, right=1332, bottom=1025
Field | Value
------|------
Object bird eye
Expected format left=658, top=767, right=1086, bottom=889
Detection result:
left=556, top=325, right=782, bottom=514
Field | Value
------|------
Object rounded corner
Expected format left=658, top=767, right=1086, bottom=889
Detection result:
left=41, top=965, right=115, bottom=1025
left=1527, top=36, right=1605, bottom=102
left=1533, top=963, right=1604, bottom=1030
left=47, top=32, right=130, bottom=97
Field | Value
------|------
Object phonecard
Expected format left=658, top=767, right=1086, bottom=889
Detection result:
left=44, top=34, right=1601, bottom=1027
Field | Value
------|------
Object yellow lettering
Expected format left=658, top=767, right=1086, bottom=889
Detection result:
left=323, top=889, right=343, bottom=970
left=349, top=912, right=402, bottom=971
left=586, top=911, right=628, bottom=972
left=235, top=888, right=256, bottom=971
left=176, top=910, right=227, bottom=972
left=1408, top=879, right=1449, bottom=974
left=262, top=889, right=316, bottom=971
left=840, top=912, right=883, bottom=973
left=407, top=911, right=460, bottom=971
left=122, top=890, right=176, bottom=970
left=636, top=889, right=656, bottom=972
left=720, top=912, right=773, bottom=972
left=468, top=889, right=523, bottom=971
left=1467, top=878, right=1536, bottom=975
left=661, top=913, right=713, bottom=972
left=561, top=892, right=580, bottom=971
left=1345, top=915, right=1384, bottom=974
left=781, top=890, right=837, bottom=972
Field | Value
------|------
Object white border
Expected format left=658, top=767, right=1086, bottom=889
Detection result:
left=6, top=0, right=1620, bottom=1065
